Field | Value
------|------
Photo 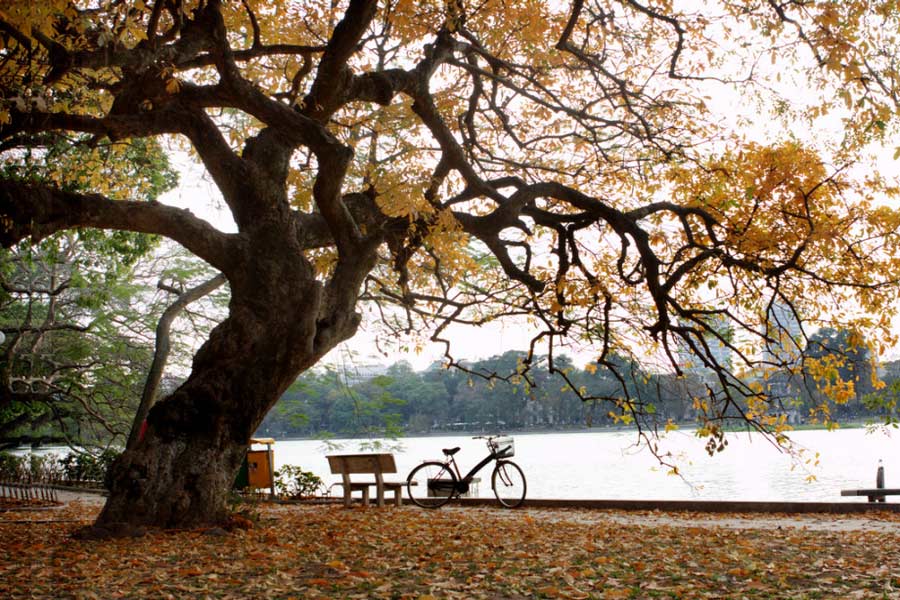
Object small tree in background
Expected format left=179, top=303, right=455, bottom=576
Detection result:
left=1, top=137, right=176, bottom=449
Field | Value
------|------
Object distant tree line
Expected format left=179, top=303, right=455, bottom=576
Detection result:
left=259, top=351, right=626, bottom=438
left=257, top=340, right=900, bottom=439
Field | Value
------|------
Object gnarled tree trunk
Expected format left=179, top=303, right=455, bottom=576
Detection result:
left=99, top=231, right=370, bottom=527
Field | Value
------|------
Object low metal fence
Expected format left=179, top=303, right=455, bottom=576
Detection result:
left=0, top=480, right=59, bottom=504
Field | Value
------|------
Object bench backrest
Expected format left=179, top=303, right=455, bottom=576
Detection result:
left=327, top=453, right=397, bottom=475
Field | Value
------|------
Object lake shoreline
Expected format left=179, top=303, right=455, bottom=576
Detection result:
left=261, top=419, right=881, bottom=445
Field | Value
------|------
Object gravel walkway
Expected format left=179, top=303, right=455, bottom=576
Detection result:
left=54, top=488, right=107, bottom=507
left=473, top=504, right=900, bottom=533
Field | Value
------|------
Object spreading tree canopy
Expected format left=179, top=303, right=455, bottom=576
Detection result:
left=1, top=0, right=900, bottom=527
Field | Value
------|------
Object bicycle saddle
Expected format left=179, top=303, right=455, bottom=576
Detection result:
left=442, top=447, right=460, bottom=456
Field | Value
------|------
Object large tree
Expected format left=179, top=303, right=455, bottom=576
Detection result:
left=2, top=1, right=900, bottom=527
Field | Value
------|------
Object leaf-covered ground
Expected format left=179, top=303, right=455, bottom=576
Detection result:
left=3, top=500, right=900, bottom=599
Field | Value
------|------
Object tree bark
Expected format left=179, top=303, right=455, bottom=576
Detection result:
left=100, top=303, right=324, bottom=525
left=99, top=230, right=369, bottom=527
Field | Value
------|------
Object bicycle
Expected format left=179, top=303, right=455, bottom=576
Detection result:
left=406, top=435, right=527, bottom=508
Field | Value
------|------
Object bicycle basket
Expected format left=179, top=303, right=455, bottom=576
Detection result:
left=492, top=437, right=514, bottom=458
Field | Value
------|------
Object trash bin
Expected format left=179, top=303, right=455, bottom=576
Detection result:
left=234, top=438, right=276, bottom=497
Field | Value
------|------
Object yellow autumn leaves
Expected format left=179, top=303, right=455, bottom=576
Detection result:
left=659, top=138, right=900, bottom=350
left=668, top=144, right=832, bottom=255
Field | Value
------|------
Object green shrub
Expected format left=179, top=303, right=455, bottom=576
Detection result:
left=0, top=449, right=120, bottom=486
left=59, top=449, right=121, bottom=485
left=27, top=453, right=60, bottom=482
left=0, top=452, right=66, bottom=482
left=0, top=452, right=25, bottom=480
left=273, top=465, right=323, bottom=498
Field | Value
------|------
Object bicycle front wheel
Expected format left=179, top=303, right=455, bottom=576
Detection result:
left=407, top=461, right=458, bottom=508
left=492, top=460, right=526, bottom=508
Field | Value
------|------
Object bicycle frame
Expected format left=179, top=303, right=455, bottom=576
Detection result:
left=446, top=451, right=497, bottom=485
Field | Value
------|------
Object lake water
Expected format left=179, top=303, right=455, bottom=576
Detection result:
left=270, top=428, right=900, bottom=502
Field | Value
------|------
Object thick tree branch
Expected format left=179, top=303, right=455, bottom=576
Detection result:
left=1, top=102, right=257, bottom=231
left=2, top=108, right=187, bottom=143
left=42, top=1, right=220, bottom=84
left=303, top=0, right=379, bottom=121
left=0, top=180, right=237, bottom=273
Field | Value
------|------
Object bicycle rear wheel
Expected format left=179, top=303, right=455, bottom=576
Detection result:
left=492, top=460, right=526, bottom=508
left=407, top=461, right=458, bottom=508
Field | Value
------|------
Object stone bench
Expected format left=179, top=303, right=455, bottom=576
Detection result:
left=327, top=453, right=406, bottom=507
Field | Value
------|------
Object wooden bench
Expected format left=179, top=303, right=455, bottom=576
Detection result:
left=327, top=453, right=406, bottom=507
left=841, top=488, right=900, bottom=503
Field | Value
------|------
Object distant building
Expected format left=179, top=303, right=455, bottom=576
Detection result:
left=763, top=301, right=803, bottom=365
left=877, top=359, right=900, bottom=381
left=340, top=362, right=389, bottom=385
left=676, top=313, right=733, bottom=375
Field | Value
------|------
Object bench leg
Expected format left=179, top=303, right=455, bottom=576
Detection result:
left=362, top=487, right=370, bottom=507
left=393, top=487, right=402, bottom=507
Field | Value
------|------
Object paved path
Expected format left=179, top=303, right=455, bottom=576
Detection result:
left=55, top=488, right=107, bottom=507
left=474, top=505, right=900, bottom=533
